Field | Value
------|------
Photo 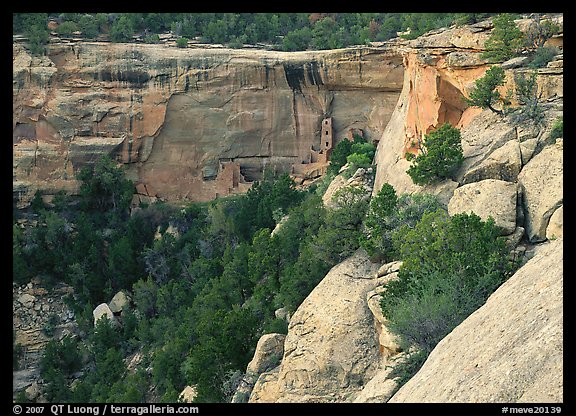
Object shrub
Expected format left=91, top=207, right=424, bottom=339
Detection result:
left=77, top=155, right=134, bottom=215
left=78, top=14, right=99, bottom=39
left=465, top=65, right=507, bottom=114
left=550, top=117, right=563, bottom=139
left=109, top=15, right=135, bottom=43
left=145, top=34, right=161, bottom=44
left=40, top=335, right=83, bottom=375
left=381, top=210, right=513, bottom=354
left=360, top=183, right=398, bottom=261
left=56, top=21, right=79, bottom=37
left=344, top=153, right=372, bottom=177
left=524, top=14, right=560, bottom=51
left=509, top=70, right=544, bottom=125
left=327, top=139, right=353, bottom=175
left=406, top=123, right=463, bottom=185
left=328, top=134, right=370, bottom=176
left=360, top=189, right=442, bottom=262
left=482, top=13, right=524, bottom=62
left=176, top=37, right=189, bottom=48
left=528, top=46, right=559, bottom=68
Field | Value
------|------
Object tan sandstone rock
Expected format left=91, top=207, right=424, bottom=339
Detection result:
left=518, top=139, right=563, bottom=242
left=448, top=179, right=518, bottom=235
left=232, top=333, right=286, bottom=403
left=247, top=333, right=286, bottom=375
left=249, top=250, right=380, bottom=403
left=461, top=140, right=522, bottom=184
left=389, top=237, right=563, bottom=403
left=92, top=303, right=115, bottom=326
left=179, top=385, right=198, bottom=403
left=108, top=291, right=131, bottom=314
left=546, top=205, right=563, bottom=240
left=456, top=110, right=518, bottom=184
left=351, top=363, right=402, bottom=403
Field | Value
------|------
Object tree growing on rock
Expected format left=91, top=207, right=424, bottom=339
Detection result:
left=524, top=14, right=560, bottom=51
left=77, top=155, right=134, bottom=217
left=464, top=65, right=507, bottom=115
left=482, top=13, right=524, bottom=62
left=508, top=70, right=544, bottom=125
left=406, top=123, right=464, bottom=186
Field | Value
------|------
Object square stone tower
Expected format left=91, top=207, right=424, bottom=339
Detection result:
left=321, top=117, right=333, bottom=153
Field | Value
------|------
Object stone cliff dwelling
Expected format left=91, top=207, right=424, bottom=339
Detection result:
left=290, top=117, right=334, bottom=184
left=290, top=117, right=366, bottom=185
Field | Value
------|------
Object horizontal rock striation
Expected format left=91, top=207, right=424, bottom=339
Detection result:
left=13, top=42, right=403, bottom=205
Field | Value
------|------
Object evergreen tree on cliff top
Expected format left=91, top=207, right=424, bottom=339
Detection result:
left=482, top=13, right=524, bottom=62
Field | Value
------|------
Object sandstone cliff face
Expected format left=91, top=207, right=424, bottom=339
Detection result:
left=372, top=18, right=564, bottom=200
left=13, top=42, right=403, bottom=205
left=388, top=237, right=563, bottom=403
left=372, top=22, right=492, bottom=196
left=249, top=250, right=381, bottom=402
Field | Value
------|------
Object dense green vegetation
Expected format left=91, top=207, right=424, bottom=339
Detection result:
left=13, top=10, right=543, bottom=403
left=360, top=186, right=443, bottom=262
left=13, top=145, right=520, bottom=402
left=327, top=133, right=376, bottom=177
left=368, top=196, right=516, bottom=386
left=14, top=155, right=371, bottom=402
left=481, top=13, right=524, bottom=62
left=14, top=12, right=497, bottom=55
left=406, top=123, right=464, bottom=185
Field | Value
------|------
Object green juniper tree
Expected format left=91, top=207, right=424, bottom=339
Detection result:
left=482, top=13, right=524, bottom=62
left=465, top=65, right=507, bottom=115
left=406, top=123, right=464, bottom=185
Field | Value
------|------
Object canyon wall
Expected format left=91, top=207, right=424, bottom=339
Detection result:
left=13, top=42, right=403, bottom=205
left=372, top=17, right=563, bottom=198
left=246, top=15, right=563, bottom=404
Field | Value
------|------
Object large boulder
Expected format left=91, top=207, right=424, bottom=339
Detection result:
left=232, top=333, right=286, bottom=403
left=389, top=238, right=563, bottom=403
left=351, top=364, right=402, bottom=403
left=108, top=291, right=131, bottom=314
left=92, top=303, right=115, bottom=326
left=249, top=250, right=380, bottom=402
left=518, top=139, right=563, bottom=242
left=246, top=333, right=286, bottom=375
left=448, top=179, right=518, bottom=235
left=456, top=110, right=518, bottom=184
left=461, top=140, right=522, bottom=184
left=546, top=205, right=563, bottom=240
left=179, top=385, right=198, bottom=403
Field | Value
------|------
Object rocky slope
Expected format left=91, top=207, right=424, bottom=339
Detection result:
left=372, top=17, right=563, bottom=200
left=13, top=41, right=403, bottom=206
left=246, top=15, right=563, bottom=404
left=13, top=15, right=563, bottom=404
left=248, top=250, right=381, bottom=402
left=389, top=237, right=563, bottom=403
left=13, top=279, right=79, bottom=401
